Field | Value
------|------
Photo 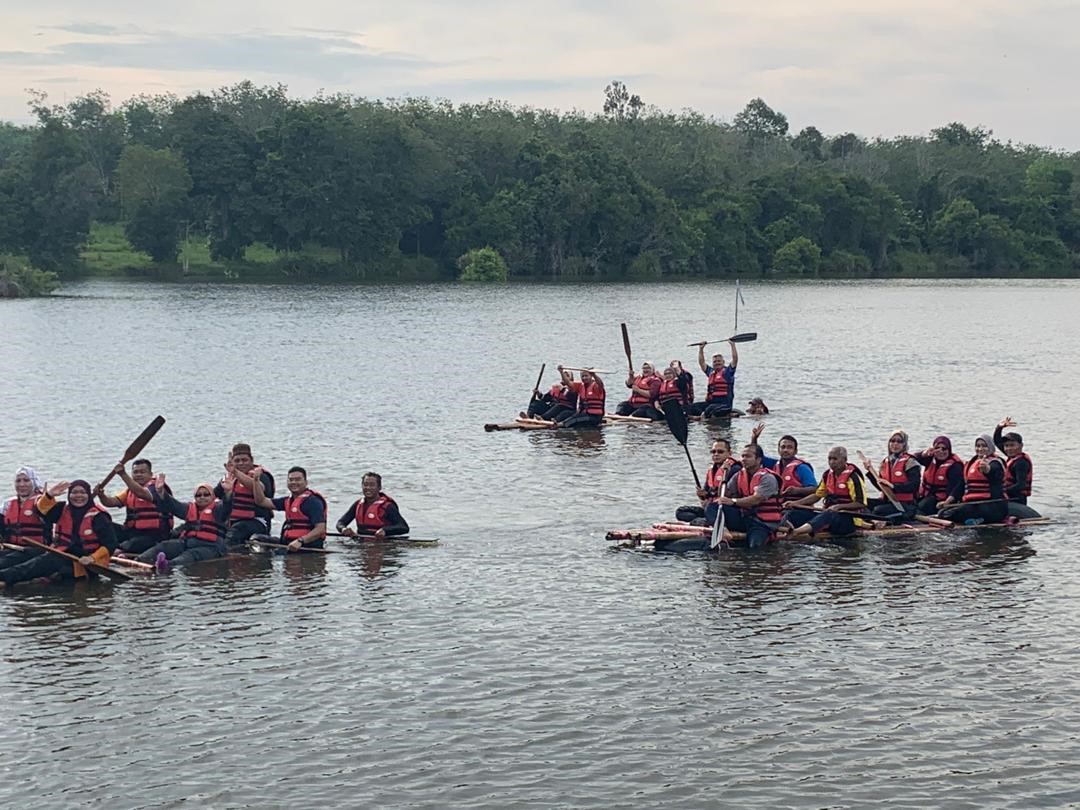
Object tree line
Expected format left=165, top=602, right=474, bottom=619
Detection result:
left=0, top=80, right=1078, bottom=284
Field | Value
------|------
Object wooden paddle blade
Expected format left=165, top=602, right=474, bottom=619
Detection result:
left=532, top=363, right=546, bottom=397
left=621, top=323, right=633, bottom=373
left=662, top=403, right=689, bottom=447
left=727, top=332, right=757, bottom=343
left=121, top=415, right=166, bottom=463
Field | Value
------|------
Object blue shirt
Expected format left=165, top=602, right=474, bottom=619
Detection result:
left=762, top=455, right=817, bottom=487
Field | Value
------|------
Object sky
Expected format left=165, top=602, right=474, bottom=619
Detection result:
left=0, top=0, right=1078, bottom=150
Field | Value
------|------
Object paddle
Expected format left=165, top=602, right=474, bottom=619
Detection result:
left=856, top=450, right=905, bottom=512
left=709, top=480, right=728, bottom=549
left=96, top=415, right=166, bottom=491
left=559, top=367, right=612, bottom=374
left=530, top=363, right=546, bottom=401
left=661, top=403, right=701, bottom=489
left=327, top=532, right=440, bottom=544
left=248, top=538, right=336, bottom=554
left=686, top=332, right=758, bottom=348
left=621, top=323, right=634, bottom=376
left=22, top=538, right=133, bottom=582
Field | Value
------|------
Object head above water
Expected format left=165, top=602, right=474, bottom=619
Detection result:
left=362, top=472, right=382, bottom=501
left=287, top=466, right=308, bottom=493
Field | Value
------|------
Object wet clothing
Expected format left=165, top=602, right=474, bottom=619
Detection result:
left=336, top=495, right=409, bottom=537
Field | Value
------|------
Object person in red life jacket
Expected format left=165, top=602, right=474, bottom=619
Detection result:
left=746, top=397, right=769, bottom=416
left=251, top=466, right=327, bottom=551
left=335, top=472, right=410, bottom=539
left=0, top=466, right=50, bottom=571
left=750, top=423, right=818, bottom=498
left=669, top=360, right=695, bottom=406
left=556, top=367, right=606, bottom=429
left=214, top=443, right=275, bottom=546
left=675, top=439, right=743, bottom=525
left=653, top=366, right=689, bottom=418
left=865, top=430, right=921, bottom=521
left=135, top=476, right=232, bottom=570
left=1, top=480, right=116, bottom=586
left=524, top=370, right=579, bottom=421
left=939, top=434, right=1008, bottom=525
left=779, top=447, right=868, bottom=540
left=96, top=458, right=173, bottom=555
left=688, top=341, right=738, bottom=418
left=992, top=416, right=1039, bottom=519
left=616, top=361, right=662, bottom=419
left=715, top=443, right=784, bottom=549
left=913, top=435, right=965, bottom=516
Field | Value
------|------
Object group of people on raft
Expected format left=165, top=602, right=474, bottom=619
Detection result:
left=523, top=340, right=768, bottom=427
left=0, top=442, right=410, bottom=586
left=673, top=418, right=1037, bottom=549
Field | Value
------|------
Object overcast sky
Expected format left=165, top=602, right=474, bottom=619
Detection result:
left=1, top=0, right=1078, bottom=150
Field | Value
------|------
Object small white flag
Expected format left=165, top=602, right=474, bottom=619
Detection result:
left=736, top=279, right=746, bottom=306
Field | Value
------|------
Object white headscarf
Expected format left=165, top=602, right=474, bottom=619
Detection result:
left=15, top=466, right=44, bottom=493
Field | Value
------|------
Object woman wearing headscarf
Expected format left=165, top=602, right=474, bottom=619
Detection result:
left=865, top=430, right=921, bottom=522
left=914, top=436, right=965, bottom=516
left=135, top=474, right=231, bottom=571
left=1, top=480, right=117, bottom=586
left=0, top=467, right=50, bottom=570
left=939, top=435, right=1009, bottom=525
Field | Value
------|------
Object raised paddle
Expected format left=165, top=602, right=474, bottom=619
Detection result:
left=559, top=367, right=612, bottom=374
left=96, top=415, right=166, bottom=491
left=22, top=538, right=133, bottom=582
left=530, top=363, right=546, bottom=401
left=686, top=332, right=758, bottom=347
left=856, top=450, right=905, bottom=512
left=661, top=403, right=702, bottom=490
left=621, top=323, right=634, bottom=376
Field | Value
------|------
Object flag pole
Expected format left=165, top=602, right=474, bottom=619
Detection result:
left=734, top=278, right=740, bottom=331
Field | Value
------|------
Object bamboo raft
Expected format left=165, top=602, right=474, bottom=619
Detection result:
left=485, top=410, right=746, bottom=432
left=606, top=518, right=1053, bottom=549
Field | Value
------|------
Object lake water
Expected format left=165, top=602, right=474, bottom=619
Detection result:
left=1, top=278, right=1077, bottom=808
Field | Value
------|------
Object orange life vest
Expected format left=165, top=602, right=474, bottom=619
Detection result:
left=2, top=495, right=46, bottom=545
left=823, top=464, right=860, bottom=506
left=920, top=454, right=963, bottom=500
left=961, top=456, right=1002, bottom=502
left=707, top=367, right=730, bottom=402
left=629, top=374, right=659, bottom=407
left=354, top=494, right=399, bottom=532
left=182, top=500, right=227, bottom=544
left=733, top=467, right=784, bottom=523
left=54, top=505, right=106, bottom=554
left=576, top=381, right=605, bottom=416
left=879, top=454, right=916, bottom=504
left=1004, top=452, right=1033, bottom=500
left=551, top=384, right=577, bottom=408
left=281, top=489, right=327, bottom=541
left=124, top=487, right=173, bottom=535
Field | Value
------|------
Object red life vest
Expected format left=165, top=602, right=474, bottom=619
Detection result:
left=577, top=381, right=605, bottom=416
left=771, top=457, right=810, bottom=492
left=182, top=500, right=227, bottom=544
left=962, top=456, right=1002, bottom=502
left=551, top=384, right=577, bottom=408
left=354, top=493, right=399, bottom=532
left=54, top=505, right=105, bottom=554
left=920, top=454, right=963, bottom=500
left=733, top=467, right=784, bottom=523
left=3, top=495, right=46, bottom=545
left=281, top=489, right=327, bottom=541
left=707, top=367, right=730, bottom=402
left=658, top=378, right=684, bottom=406
left=706, top=463, right=729, bottom=493
left=879, top=454, right=916, bottom=504
left=124, top=487, right=173, bottom=535
left=229, top=472, right=273, bottom=522
left=823, top=464, right=859, bottom=506
left=1004, top=452, right=1033, bottom=499
left=629, top=374, right=659, bottom=407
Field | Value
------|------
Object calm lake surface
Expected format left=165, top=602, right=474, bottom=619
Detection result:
left=1, top=278, right=1078, bottom=808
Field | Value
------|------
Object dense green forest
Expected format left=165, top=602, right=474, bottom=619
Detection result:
left=1, top=81, right=1078, bottom=284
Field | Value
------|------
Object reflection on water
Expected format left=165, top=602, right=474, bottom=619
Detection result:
left=2, top=278, right=1079, bottom=808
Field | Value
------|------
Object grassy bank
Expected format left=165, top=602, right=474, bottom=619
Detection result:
left=79, top=223, right=445, bottom=281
